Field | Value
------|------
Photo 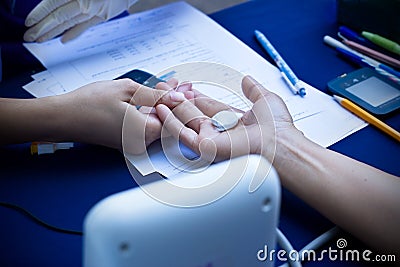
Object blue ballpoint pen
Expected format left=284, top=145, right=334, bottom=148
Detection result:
left=336, top=47, right=371, bottom=67
left=325, top=35, right=400, bottom=78
left=336, top=47, right=400, bottom=84
left=338, top=26, right=377, bottom=49
left=254, top=30, right=306, bottom=97
left=378, top=63, right=400, bottom=78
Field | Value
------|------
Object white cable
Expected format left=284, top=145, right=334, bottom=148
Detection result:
left=278, top=226, right=340, bottom=267
left=300, top=226, right=340, bottom=253
left=276, top=228, right=302, bottom=267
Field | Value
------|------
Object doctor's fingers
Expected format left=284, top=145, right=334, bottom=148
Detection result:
left=38, top=14, right=99, bottom=43
left=156, top=104, right=199, bottom=153
left=121, top=105, right=152, bottom=155
left=191, top=89, right=244, bottom=117
left=119, top=79, right=186, bottom=108
left=24, top=1, right=82, bottom=42
left=155, top=80, right=195, bottom=100
left=25, top=0, right=70, bottom=27
left=168, top=99, right=210, bottom=133
left=155, top=79, right=179, bottom=91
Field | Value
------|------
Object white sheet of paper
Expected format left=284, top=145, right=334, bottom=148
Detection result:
left=23, top=70, right=66, bottom=98
left=23, top=2, right=366, bottom=177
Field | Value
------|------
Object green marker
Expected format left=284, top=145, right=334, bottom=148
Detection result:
left=362, top=31, right=400, bottom=56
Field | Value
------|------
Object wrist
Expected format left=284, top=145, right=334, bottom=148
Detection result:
left=30, top=96, right=70, bottom=142
left=0, top=96, right=68, bottom=144
left=260, top=128, right=326, bottom=187
left=259, top=127, right=304, bottom=163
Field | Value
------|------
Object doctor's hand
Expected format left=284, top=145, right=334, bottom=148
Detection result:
left=49, top=78, right=186, bottom=154
left=24, top=0, right=139, bottom=43
left=156, top=76, right=300, bottom=163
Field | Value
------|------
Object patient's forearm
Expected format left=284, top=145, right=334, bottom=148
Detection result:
left=0, top=97, right=67, bottom=144
left=264, top=130, right=400, bottom=254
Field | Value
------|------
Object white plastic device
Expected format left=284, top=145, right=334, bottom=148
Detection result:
left=83, top=155, right=281, bottom=267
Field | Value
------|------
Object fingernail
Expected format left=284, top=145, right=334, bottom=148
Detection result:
left=25, top=19, right=34, bottom=27
left=170, top=91, right=186, bottom=102
left=242, top=75, right=259, bottom=89
left=61, top=35, right=70, bottom=44
left=246, top=75, right=257, bottom=84
left=184, top=91, right=195, bottom=100
left=176, top=82, right=192, bottom=92
left=23, top=33, right=33, bottom=42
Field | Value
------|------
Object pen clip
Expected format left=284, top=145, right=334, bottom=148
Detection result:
left=337, top=32, right=347, bottom=41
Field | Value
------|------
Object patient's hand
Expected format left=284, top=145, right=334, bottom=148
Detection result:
left=156, top=76, right=299, bottom=162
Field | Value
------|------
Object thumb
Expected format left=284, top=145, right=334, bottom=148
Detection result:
left=241, top=75, right=271, bottom=104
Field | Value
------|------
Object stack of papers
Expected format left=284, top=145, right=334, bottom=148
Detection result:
left=23, top=2, right=366, bottom=177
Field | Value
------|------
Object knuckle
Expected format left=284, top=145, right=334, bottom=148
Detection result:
left=118, top=78, right=136, bottom=87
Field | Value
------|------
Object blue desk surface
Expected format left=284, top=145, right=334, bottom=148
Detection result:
left=0, top=0, right=399, bottom=266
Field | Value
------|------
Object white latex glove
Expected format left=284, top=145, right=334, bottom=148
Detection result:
left=24, top=0, right=138, bottom=43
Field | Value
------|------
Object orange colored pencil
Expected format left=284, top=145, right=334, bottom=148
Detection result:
left=333, top=95, right=400, bottom=142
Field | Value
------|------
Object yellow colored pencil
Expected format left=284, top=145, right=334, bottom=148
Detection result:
left=333, top=95, right=400, bottom=142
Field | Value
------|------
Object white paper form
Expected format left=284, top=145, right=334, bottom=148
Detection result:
left=24, top=3, right=224, bottom=92
left=23, top=71, right=65, bottom=97
left=23, top=2, right=366, bottom=177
